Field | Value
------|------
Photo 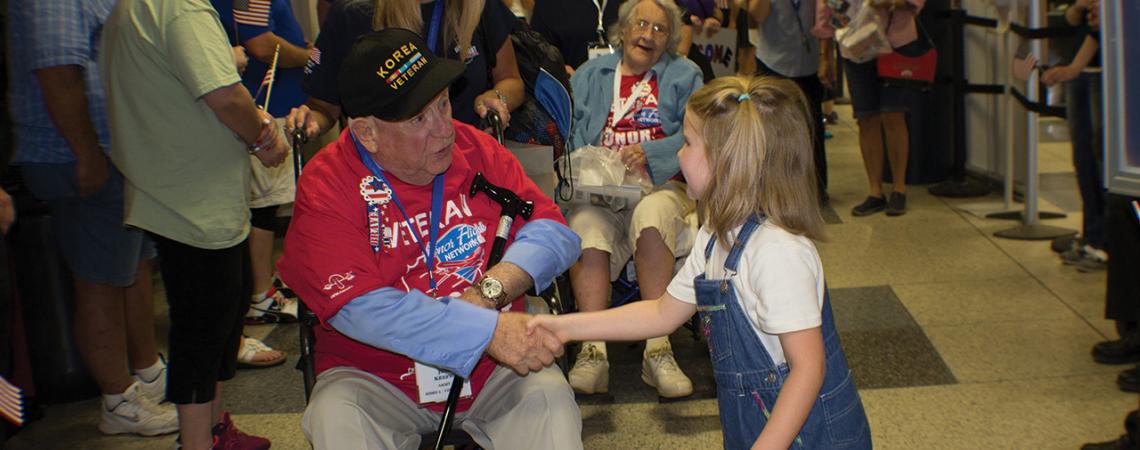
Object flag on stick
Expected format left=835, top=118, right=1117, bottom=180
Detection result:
left=254, top=44, right=281, bottom=111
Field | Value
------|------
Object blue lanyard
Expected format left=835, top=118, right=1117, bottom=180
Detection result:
left=427, top=0, right=445, bottom=54
left=353, top=133, right=446, bottom=289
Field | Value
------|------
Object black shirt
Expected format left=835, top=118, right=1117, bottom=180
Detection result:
left=303, top=0, right=515, bottom=126
left=531, top=0, right=622, bottom=69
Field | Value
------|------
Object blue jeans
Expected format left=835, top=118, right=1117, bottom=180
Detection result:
left=1067, top=72, right=1105, bottom=248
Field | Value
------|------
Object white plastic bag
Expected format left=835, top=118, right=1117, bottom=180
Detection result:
left=558, top=145, right=650, bottom=211
left=835, top=3, right=891, bottom=63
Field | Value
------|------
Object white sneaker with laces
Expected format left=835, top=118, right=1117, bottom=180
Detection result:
left=642, top=346, right=693, bottom=398
left=568, top=344, right=609, bottom=394
left=134, top=355, right=167, bottom=405
left=246, top=289, right=299, bottom=323
left=98, top=382, right=179, bottom=436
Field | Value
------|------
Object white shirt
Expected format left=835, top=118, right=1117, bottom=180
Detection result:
left=667, top=222, right=825, bottom=365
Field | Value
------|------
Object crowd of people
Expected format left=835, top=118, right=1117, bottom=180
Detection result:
left=1, top=0, right=1133, bottom=449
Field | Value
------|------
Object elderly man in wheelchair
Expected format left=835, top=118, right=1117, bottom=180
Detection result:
left=277, top=29, right=582, bottom=450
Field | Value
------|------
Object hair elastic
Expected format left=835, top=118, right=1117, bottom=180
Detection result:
left=737, top=93, right=751, bottom=102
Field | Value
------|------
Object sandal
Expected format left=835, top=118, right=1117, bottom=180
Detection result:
left=237, top=336, right=286, bottom=369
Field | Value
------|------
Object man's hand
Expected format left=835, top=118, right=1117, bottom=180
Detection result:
left=1042, top=64, right=1080, bottom=86
left=74, top=152, right=110, bottom=196
left=286, top=104, right=324, bottom=141
left=486, top=312, right=563, bottom=376
left=0, top=188, right=14, bottom=234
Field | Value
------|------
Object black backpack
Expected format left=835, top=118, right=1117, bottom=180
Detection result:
left=483, top=19, right=572, bottom=157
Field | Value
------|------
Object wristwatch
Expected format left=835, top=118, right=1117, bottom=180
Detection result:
left=477, top=276, right=507, bottom=308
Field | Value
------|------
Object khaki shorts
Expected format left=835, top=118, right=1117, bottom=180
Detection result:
left=566, top=181, right=698, bottom=280
left=249, top=118, right=296, bottom=209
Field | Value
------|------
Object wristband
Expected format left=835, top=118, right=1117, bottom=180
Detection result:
left=247, top=119, right=276, bottom=154
left=493, top=89, right=507, bottom=107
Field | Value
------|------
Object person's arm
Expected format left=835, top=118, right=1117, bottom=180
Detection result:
left=498, top=219, right=581, bottom=293
left=0, top=188, right=13, bottom=234
left=530, top=293, right=697, bottom=343
left=475, top=38, right=525, bottom=127
left=202, top=83, right=287, bottom=167
left=33, top=66, right=107, bottom=196
left=751, top=328, right=826, bottom=450
left=1042, top=35, right=1099, bottom=86
left=328, top=287, right=500, bottom=376
left=818, top=38, right=835, bottom=89
left=747, top=0, right=772, bottom=24
left=640, top=64, right=703, bottom=185
left=1066, top=0, right=1091, bottom=26
left=243, top=32, right=312, bottom=68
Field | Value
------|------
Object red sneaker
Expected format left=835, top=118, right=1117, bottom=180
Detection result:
left=213, top=412, right=271, bottom=450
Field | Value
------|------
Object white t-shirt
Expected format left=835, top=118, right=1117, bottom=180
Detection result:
left=666, top=222, right=825, bottom=366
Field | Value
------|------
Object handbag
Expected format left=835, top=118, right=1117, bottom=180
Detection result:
left=877, top=14, right=937, bottom=86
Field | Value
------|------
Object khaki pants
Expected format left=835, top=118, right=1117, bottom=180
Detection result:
left=302, top=365, right=582, bottom=450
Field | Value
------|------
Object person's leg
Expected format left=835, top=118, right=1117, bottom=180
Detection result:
left=882, top=111, right=910, bottom=194
left=246, top=205, right=297, bottom=323
left=462, top=366, right=582, bottom=450
left=72, top=280, right=133, bottom=394
left=564, top=205, right=630, bottom=394
left=857, top=114, right=886, bottom=198
left=157, top=236, right=258, bottom=449
left=795, top=74, right=828, bottom=200
left=248, top=224, right=276, bottom=296
left=1096, top=193, right=1140, bottom=365
left=629, top=184, right=695, bottom=398
left=302, top=367, right=438, bottom=450
left=124, top=257, right=159, bottom=371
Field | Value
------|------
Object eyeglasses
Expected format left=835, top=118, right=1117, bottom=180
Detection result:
left=631, top=19, right=669, bottom=37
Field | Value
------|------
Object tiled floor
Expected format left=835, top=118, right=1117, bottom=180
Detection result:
left=7, top=106, right=1134, bottom=449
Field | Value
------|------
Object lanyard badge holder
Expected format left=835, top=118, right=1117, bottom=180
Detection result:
left=587, top=0, right=614, bottom=60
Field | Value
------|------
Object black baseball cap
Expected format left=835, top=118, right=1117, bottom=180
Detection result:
left=338, top=28, right=464, bottom=121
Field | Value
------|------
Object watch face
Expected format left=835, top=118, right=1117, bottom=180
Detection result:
left=481, top=278, right=504, bottom=298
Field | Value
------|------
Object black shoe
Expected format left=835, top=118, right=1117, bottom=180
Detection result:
left=885, top=192, right=907, bottom=216
left=851, top=196, right=886, bottom=217
left=1082, top=435, right=1137, bottom=450
left=1119, top=367, right=1140, bottom=393
left=1052, top=235, right=1080, bottom=253
left=1094, top=339, right=1140, bottom=365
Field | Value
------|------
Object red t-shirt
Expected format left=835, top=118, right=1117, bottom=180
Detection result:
left=277, top=121, right=564, bottom=412
left=599, top=73, right=666, bottom=150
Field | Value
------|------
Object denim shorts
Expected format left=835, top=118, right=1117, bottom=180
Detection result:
left=842, top=39, right=925, bottom=119
left=20, top=162, right=156, bottom=286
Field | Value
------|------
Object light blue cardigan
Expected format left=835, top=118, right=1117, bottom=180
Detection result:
left=568, top=51, right=703, bottom=186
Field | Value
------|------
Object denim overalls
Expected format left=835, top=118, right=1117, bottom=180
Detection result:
left=695, top=216, right=871, bottom=449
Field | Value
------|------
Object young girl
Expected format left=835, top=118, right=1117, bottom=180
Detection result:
left=530, top=76, right=871, bottom=449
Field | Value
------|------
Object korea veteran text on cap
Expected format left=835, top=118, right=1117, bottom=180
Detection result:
left=338, top=28, right=465, bottom=121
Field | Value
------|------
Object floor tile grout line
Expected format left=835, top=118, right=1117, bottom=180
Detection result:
left=935, top=194, right=1111, bottom=341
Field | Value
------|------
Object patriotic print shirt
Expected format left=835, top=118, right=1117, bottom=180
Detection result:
left=600, top=73, right=666, bottom=150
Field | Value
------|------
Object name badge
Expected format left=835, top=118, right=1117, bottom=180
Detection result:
left=588, top=43, right=614, bottom=61
left=414, top=362, right=472, bottom=404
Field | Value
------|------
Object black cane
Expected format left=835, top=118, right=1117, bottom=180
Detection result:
left=433, top=172, right=533, bottom=450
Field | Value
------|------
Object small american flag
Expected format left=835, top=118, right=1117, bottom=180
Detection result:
left=310, top=47, right=321, bottom=65
left=255, top=45, right=281, bottom=110
left=0, top=376, right=23, bottom=426
left=234, top=0, right=271, bottom=27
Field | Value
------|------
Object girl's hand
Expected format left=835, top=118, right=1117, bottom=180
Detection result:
left=527, top=314, right=570, bottom=344
left=1042, top=64, right=1080, bottom=86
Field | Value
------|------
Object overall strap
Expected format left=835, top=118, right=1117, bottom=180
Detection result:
left=723, top=215, right=765, bottom=273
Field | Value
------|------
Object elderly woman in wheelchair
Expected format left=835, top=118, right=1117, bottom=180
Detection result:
left=562, top=0, right=703, bottom=398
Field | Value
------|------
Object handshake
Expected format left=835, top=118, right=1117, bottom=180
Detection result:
left=483, top=312, right=574, bottom=376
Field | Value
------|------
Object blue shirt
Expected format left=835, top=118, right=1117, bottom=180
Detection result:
left=329, top=218, right=581, bottom=376
left=568, top=51, right=703, bottom=185
left=211, top=0, right=307, bottom=117
left=8, top=0, right=114, bottom=164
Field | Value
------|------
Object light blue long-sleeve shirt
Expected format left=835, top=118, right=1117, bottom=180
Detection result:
left=328, top=219, right=580, bottom=377
left=568, top=51, right=703, bottom=186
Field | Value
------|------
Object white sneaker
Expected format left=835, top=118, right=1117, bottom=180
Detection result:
left=642, top=346, right=693, bottom=398
left=98, top=382, right=179, bottom=436
left=568, top=344, right=609, bottom=394
left=135, top=356, right=167, bottom=405
left=246, top=289, right=299, bottom=324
